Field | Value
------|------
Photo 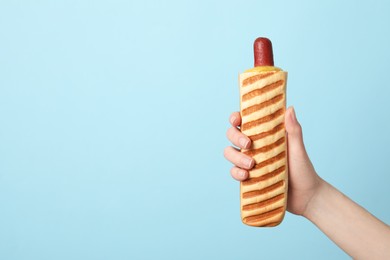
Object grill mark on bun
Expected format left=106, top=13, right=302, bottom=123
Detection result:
left=242, top=80, right=284, bottom=102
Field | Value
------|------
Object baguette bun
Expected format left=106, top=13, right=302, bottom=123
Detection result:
left=239, top=70, right=288, bottom=227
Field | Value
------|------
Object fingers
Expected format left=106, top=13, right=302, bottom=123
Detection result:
left=230, top=166, right=249, bottom=181
left=224, top=146, right=255, bottom=170
left=226, top=126, right=251, bottom=149
left=226, top=111, right=252, bottom=182
left=227, top=111, right=251, bottom=149
left=229, top=112, right=241, bottom=127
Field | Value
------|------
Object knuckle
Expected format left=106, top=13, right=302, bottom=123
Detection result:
left=226, top=127, right=233, bottom=139
left=295, top=122, right=303, bottom=134
left=232, top=128, right=239, bottom=140
left=223, top=146, right=231, bottom=159
left=230, top=167, right=240, bottom=180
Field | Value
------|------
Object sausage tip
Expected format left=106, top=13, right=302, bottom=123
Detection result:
left=254, top=37, right=274, bottom=67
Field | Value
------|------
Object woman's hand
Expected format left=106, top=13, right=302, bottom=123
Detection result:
left=224, top=107, right=322, bottom=216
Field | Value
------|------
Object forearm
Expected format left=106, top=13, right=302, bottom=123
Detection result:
left=303, top=180, right=390, bottom=259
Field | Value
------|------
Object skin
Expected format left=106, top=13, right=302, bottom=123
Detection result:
left=224, top=107, right=390, bottom=259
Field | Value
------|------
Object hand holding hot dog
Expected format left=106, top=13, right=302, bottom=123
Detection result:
left=224, top=108, right=390, bottom=258
left=225, top=107, right=321, bottom=216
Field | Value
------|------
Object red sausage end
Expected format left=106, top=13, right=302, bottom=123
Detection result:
left=254, top=37, right=274, bottom=67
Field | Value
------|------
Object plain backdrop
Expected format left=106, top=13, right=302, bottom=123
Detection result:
left=1, top=0, right=389, bottom=259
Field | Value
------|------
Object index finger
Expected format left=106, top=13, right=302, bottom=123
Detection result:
left=229, top=112, right=242, bottom=127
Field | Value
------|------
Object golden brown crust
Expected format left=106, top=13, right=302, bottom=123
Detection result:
left=239, top=70, right=288, bottom=227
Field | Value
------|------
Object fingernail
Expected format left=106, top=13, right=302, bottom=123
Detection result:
left=230, top=116, right=237, bottom=125
left=238, top=170, right=247, bottom=178
left=241, top=157, right=253, bottom=168
left=239, top=137, right=249, bottom=148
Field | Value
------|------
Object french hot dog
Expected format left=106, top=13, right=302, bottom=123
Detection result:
left=239, top=37, right=288, bottom=227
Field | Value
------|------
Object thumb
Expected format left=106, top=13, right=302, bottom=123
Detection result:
left=285, top=107, right=308, bottom=160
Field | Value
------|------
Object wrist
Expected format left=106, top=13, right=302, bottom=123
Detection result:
left=302, top=177, right=328, bottom=220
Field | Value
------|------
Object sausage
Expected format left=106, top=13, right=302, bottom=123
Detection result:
left=253, top=37, right=274, bottom=67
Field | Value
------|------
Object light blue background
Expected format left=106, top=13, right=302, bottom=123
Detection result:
left=1, top=0, right=389, bottom=259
